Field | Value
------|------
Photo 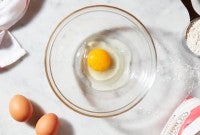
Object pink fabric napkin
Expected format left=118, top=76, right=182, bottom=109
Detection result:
left=0, top=0, right=30, bottom=68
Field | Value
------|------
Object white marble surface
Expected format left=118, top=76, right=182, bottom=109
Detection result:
left=1, top=0, right=200, bottom=135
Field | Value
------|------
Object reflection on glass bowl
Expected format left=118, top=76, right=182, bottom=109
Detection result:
left=45, top=5, right=157, bottom=117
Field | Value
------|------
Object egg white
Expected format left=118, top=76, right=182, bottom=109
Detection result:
left=83, top=38, right=131, bottom=91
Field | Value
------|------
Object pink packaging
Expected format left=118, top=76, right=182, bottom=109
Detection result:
left=161, top=97, right=200, bottom=135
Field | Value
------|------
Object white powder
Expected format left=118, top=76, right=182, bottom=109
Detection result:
left=186, top=18, right=200, bottom=56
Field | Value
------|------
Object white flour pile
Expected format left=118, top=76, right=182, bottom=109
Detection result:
left=186, top=19, right=200, bottom=56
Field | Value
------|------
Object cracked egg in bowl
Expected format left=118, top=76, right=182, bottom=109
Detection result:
left=45, top=5, right=157, bottom=117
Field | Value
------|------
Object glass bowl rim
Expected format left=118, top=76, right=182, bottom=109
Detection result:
left=44, top=5, right=157, bottom=118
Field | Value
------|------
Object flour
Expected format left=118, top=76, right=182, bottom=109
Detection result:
left=186, top=18, right=200, bottom=56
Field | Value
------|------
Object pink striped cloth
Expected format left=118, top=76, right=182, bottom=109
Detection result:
left=0, top=0, right=30, bottom=68
left=161, top=97, right=200, bottom=135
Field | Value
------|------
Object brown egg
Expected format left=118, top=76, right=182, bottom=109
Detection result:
left=9, top=94, right=33, bottom=122
left=36, top=113, right=59, bottom=135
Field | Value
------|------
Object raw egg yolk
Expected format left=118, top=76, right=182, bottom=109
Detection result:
left=87, top=48, right=111, bottom=71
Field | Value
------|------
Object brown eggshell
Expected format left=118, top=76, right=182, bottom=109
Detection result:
left=9, top=94, right=33, bottom=122
left=36, top=113, right=59, bottom=135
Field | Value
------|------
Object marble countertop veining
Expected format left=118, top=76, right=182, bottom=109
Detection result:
left=1, top=0, right=200, bottom=135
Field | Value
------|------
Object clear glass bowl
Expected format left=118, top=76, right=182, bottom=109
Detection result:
left=45, top=5, right=157, bottom=117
